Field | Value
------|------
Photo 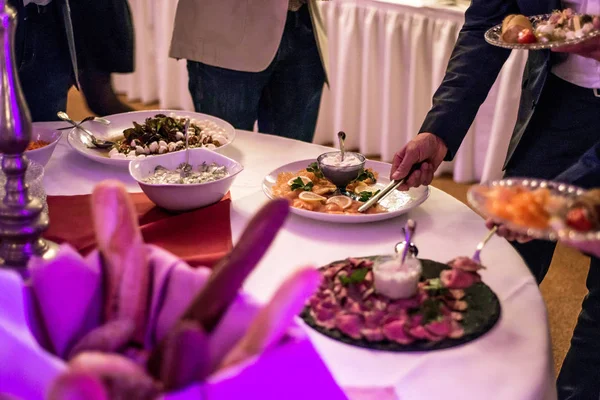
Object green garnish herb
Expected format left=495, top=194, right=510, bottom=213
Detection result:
left=358, top=190, right=380, bottom=202
left=306, top=162, right=323, bottom=178
left=289, top=177, right=314, bottom=191
left=423, top=278, right=443, bottom=291
left=420, top=298, right=442, bottom=323
left=422, top=278, right=448, bottom=297
left=339, top=268, right=369, bottom=286
left=355, top=169, right=376, bottom=182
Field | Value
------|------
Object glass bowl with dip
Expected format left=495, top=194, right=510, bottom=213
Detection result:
left=129, top=147, right=243, bottom=211
left=317, top=151, right=366, bottom=195
left=372, top=254, right=423, bottom=300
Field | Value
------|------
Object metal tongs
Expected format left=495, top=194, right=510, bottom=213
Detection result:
left=358, top=162, right=423, bottom=213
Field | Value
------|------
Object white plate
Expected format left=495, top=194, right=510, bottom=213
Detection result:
left=262, top=159, right=429, bottom=224
left=67, top=110, right=236, bottom=167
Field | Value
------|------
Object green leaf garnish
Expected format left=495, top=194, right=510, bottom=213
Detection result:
left=355, top=169, right=376, bottom=182
left=358, top=189, right=380, bottom=202
left=420, top=298, right=442, bottom=323
left=289, top=177, right=314, bottom=191
left=422, top=278, right=448, bottom=297
left=306, top=162, right=323, bottom=178
left=339, top=267, right=369, bottom=286
left=423, top=278, right=443, bottom=291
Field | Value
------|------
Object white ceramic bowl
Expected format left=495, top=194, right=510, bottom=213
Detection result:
left=25, top=127, right=62, bottom=166
left=129, top=148, right=243, bottom=211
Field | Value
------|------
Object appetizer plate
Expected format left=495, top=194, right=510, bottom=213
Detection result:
left=67, top=110, right=236, bottom=167
left=262, top=159, right=429, bottom=224
left=301, top=257, right=501, bottom=352
left=485, top=13, right=600, bottom=50
left=468, top=178, right=600, bottom=241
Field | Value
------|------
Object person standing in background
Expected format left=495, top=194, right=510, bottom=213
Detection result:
left=386, top=1, right=600, bottom=399
left=12, top=0, right=75, bottom=122
left=170, top=0, right=328, bottom=143
left=71, top=0, right=135, bottom=116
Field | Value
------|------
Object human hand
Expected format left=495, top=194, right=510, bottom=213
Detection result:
left=560, top=237, right=600, bottom=258
left=485, top=218, right=534, bottom=243
left=551, top=36, right=600, bottom=62
left=390, top=133, right=447, bottom=190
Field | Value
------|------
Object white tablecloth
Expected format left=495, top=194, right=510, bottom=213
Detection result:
left=114, top=0, right=528, bottom=183
left=37, top=123, right=555, bottom=399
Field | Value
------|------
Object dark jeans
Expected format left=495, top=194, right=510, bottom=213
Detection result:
left=13, top=1, right=73, bottom=122
left=504, top=73, right=600, bottom=400
left=187, top=5, right=325, bottom=143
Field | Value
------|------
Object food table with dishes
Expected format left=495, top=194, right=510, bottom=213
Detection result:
left=6, top=5, right=600, bottom=400
left=0, top=110, right=558, bottom=400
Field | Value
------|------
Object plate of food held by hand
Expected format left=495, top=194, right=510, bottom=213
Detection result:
left=301, top=236, right=501, bottom=351
left=67, top=110, right=235, bottom=167
left=262, top=153, right=429, bottom=224
left=485, top=8, right=600, bottom=50
left=468, top=178, right=600, bottom=241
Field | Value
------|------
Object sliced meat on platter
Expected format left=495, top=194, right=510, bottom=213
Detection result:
left=301, top=256, right=501, bottom=352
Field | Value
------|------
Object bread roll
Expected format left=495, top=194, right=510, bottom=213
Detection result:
left=67, top=320, right=135, bottom=360
left=146, top=198, right=290, bottom=378
left=47, top=371, right=109, bottom=400
left=218, top=267, right=321, bottom=370
left=501, top=14, right=533, bottom=43
left=69, top=352, right=160, bottom=400
left=91, top=180, right=149, bottom=344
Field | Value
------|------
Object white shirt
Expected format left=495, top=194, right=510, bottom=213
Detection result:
left=552, top=0, right=600, bottom=88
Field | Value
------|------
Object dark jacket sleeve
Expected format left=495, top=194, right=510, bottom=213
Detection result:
left=554, top=141, right=600, bottom=189
left=419, top=0, right=520, bottom=161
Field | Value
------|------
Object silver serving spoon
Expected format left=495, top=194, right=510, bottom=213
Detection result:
left=57, top=115, right=111, bottom=130
left=400, top=219, right=417, bottom=264
left=57, top=111, right=114, bottom=149
left=178, top=119, right=192, bottom=179
left=337, top=131, right=346, bottom=161
left=472, top=226, right=498, bottom=264
left=394, top=240, right=418, bottom=258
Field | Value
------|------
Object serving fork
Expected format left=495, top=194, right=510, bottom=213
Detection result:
left=472, top=226, right=498, bottom=264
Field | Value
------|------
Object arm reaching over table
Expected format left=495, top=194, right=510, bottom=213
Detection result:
left=390, top=0, right=519, bottom=187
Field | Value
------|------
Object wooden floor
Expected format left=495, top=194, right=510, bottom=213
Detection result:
left=66, top=88, right=589, bottom=376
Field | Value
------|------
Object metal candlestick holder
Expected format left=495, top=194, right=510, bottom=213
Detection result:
left=0, top=1, right=58, bottom=272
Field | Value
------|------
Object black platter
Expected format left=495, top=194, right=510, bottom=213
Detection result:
left=300, top=258, right=501, bottom=352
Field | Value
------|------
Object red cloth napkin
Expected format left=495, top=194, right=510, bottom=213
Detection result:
left=43, top=192, right=232, bottom=268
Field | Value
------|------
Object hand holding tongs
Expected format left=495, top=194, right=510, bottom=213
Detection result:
left=358, top=162, right=423, bottom=213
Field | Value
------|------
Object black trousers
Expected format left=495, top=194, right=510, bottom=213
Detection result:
left=505, top=73, right=600, bottom=400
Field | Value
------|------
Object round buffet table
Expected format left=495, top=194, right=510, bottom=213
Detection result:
left=40, top=123, right=555, bottom=400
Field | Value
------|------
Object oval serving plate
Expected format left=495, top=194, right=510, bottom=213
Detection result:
left=301, top=256, right=501, bottom=352
left=67, top=110, right=236, bottom=167
left=262, top=159, right=429, bottom=224
left=485, top=13, right=600, bottom=50
left=468, top=178, right=600, bottom=242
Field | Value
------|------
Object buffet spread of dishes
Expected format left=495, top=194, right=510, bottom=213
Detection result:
left=11, top=14, right=600, bottom=392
